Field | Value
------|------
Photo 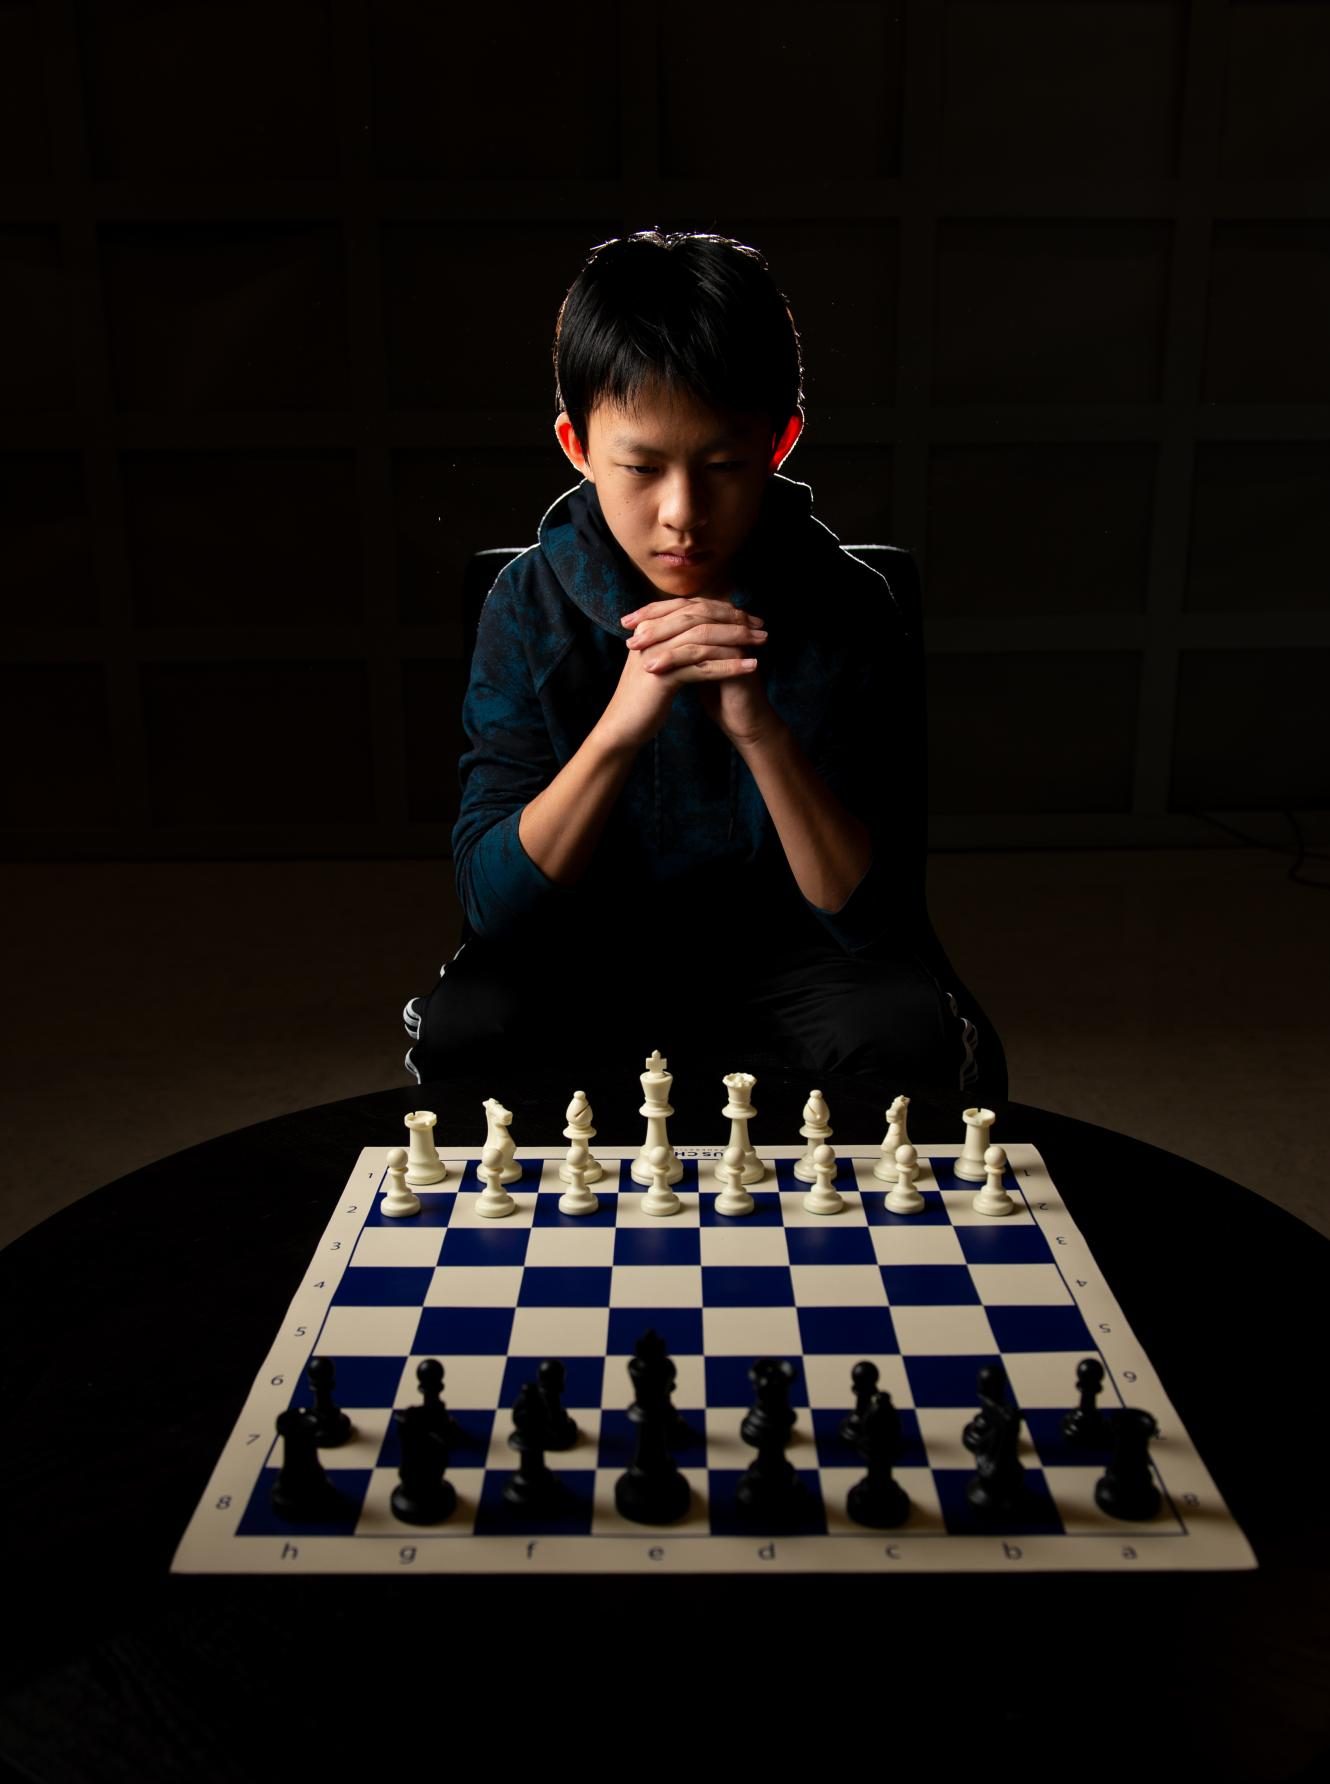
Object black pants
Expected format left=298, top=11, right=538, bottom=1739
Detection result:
left=404, top=910, right=1007, bottom=1104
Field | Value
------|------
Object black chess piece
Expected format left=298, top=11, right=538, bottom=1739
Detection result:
left=537, top=1358, right=580, bottom=1450
left=630, top=1328, right=695, bottom=1448
left=504, top=1381, right=565, bottom=1508
left=846, top=1390, right=911, bottom=1529
left=736, top=1357, right=809, bottom=1522
left=270, top=1407, right=347, bottom=1521
left=963, top=1365, right=1028, bottom=1515
left=839, top=1360, right=880, bottom=1449
left=1095, top=1408, right=1162, bottom=1521
left=961, top=1362, right=1011, bottom=1455
left=390, top=1403, right=457, bottom=1525
left=1061, top=1358, right=1108, bottom=1446
left=615, top=1333, right=691, bottom=1525
left=414, top=1358, right=463, bottom=1443
left=965, top=1399, right=1027, bottom=1514
left=305, top=1356, right=351, bottom=1447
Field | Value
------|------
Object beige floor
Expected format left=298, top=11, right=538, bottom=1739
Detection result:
left=1, top=848, right=1326, bottom=1253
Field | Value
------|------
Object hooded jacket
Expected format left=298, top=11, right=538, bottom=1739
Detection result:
left=451, top=472, right=926, bottom=957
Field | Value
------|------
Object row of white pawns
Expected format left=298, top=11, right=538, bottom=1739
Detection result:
left=381, top=1051, right=1016, bottom=1224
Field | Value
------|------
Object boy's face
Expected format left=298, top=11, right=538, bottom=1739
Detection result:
left=555, top=383, right=802, bottom=601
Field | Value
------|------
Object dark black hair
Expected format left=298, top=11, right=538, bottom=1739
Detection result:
left=552, top=229, right=804, bottom=454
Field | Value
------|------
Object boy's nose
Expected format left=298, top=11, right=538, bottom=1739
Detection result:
left=658, top=476, right=708, bottom=527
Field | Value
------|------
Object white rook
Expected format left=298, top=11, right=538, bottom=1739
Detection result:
left=954, top=1106, right=997, bottom=1183
left=404, top=1110, right=448, bottom=1186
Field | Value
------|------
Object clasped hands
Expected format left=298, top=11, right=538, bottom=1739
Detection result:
left=619, top=595, right=777, bottom=746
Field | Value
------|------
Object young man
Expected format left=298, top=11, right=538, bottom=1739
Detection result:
left=404, top=230, right=1005, bottom=1100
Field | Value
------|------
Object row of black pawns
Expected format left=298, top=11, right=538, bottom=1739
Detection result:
left=271, top=1343, right=1162, bottom=1529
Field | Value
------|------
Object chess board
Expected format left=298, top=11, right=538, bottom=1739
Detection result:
left=172, top=1141, right=1255, bottom=1575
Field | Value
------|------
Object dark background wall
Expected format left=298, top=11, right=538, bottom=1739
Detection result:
left=2, top=0, right=1328, bottom=864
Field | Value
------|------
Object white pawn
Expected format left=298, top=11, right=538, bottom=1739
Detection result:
left=560, top=1090, right=604, bottom=1185
left=803, top=1143, right=845, bottom=1215
left=873, top=1094, right=911, bottom=1182
left=641, top=1143, right=682, bottom=1218
left=475, top=1144, right=517, bottom=1219
left=483, top=1098, right=522, bottom=1184
left=972, top=1144, right=1015, bottom=1218
left=381, top=1146, right=422, bottom=1218
left=793, top=1088, right=832, bottom=1183
left=955, top=1106, right=997, bottom=1183
left=714, top=1143, right=755, bottom=1217
left=404, top=1110, right=448, bottom=1185
left=885, top=1143, right=925, bottom=1215
left=558, top=1140, right=599, bottom=1217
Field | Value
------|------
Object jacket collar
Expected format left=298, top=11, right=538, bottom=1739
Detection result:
left=536, top=471, right=839, bottom=637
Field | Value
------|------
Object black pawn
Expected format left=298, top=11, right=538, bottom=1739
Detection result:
left=847, top=1390, right=911, bottom=1529
left=390, top=1404, right=457, bottom=1525
left=504, top=1381, right=563, bottom=1508
left=736, top=1357, right=808, bottom=1520
left=1095, top=1408, right=1162, bottom=1521
left=537, top=1358, right=579, bottom=1450
left=839, top=1360, right=880, bottom=1449
left=270, top=1407, right=346, bottom=1520
left=1061, top=1358, right=1107, bottom=1446
left=415, top=1358, right=463, bottom=1442
left=615, top=1331, right=691, bottom=1525
left=306, top=1356, right=351, bottom=1447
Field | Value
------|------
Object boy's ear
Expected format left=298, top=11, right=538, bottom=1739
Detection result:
left=769, top=408, right=804, bottom=472
left=554, top=412, right=591, bottom=477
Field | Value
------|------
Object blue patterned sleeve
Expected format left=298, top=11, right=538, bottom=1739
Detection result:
left=449, top=565, right=574, bottom=940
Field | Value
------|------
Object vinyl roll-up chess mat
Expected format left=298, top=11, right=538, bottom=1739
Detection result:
left=172, top=1141, right=1256, bottom=1574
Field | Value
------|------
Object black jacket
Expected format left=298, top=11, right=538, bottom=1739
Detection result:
left=451, top=472, right=926, bottom=954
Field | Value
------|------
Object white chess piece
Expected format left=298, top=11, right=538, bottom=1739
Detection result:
left=381, top=1146, right=422, bottom=1218
left=954, top=1106, right=997, bottom=1183
left=403, top=1109, right=448, bottom=1186
left=803, top=1143, right=845, bottom=1215
left=885, top=1143, right=926, bottom=1215
left=560, top=1090, right=604, bottom=1185
left=972, top=1144, right=1015, bottom=1217
left=714, top=1143, right=755, bottom=1217
left=475, top=1144, right=517, bottom=1219
left=641, top=1143, right=682, bottom=1217
left=558, top=1140, right=599, bottom=1217
left=793, top=1089, right=832, bottom=1183
left=632, top=1050, right=682, bottom=1185
left=722, top=1071, right=766, bottom=1183
left=873, top=1094, right=911, bottom=1182
left=483, top=1098, right=522, bottom=1184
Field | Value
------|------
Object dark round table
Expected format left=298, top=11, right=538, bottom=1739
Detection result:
left=1, top=1062, right=1326, bottom=1782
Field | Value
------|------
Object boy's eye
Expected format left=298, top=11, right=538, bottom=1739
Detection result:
left=620, top=462, right=745, bottom=475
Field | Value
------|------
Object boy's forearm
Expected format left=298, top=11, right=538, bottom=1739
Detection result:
left=732, top=719, right=872, bottom=912
left=517, top=721, right=640, bottom=887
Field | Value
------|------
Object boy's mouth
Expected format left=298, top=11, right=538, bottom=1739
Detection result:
left=655, top=550, right=710, bottom=565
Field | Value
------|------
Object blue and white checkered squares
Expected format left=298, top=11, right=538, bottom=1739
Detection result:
left=261, top=1151, right=1115, bottom=1540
